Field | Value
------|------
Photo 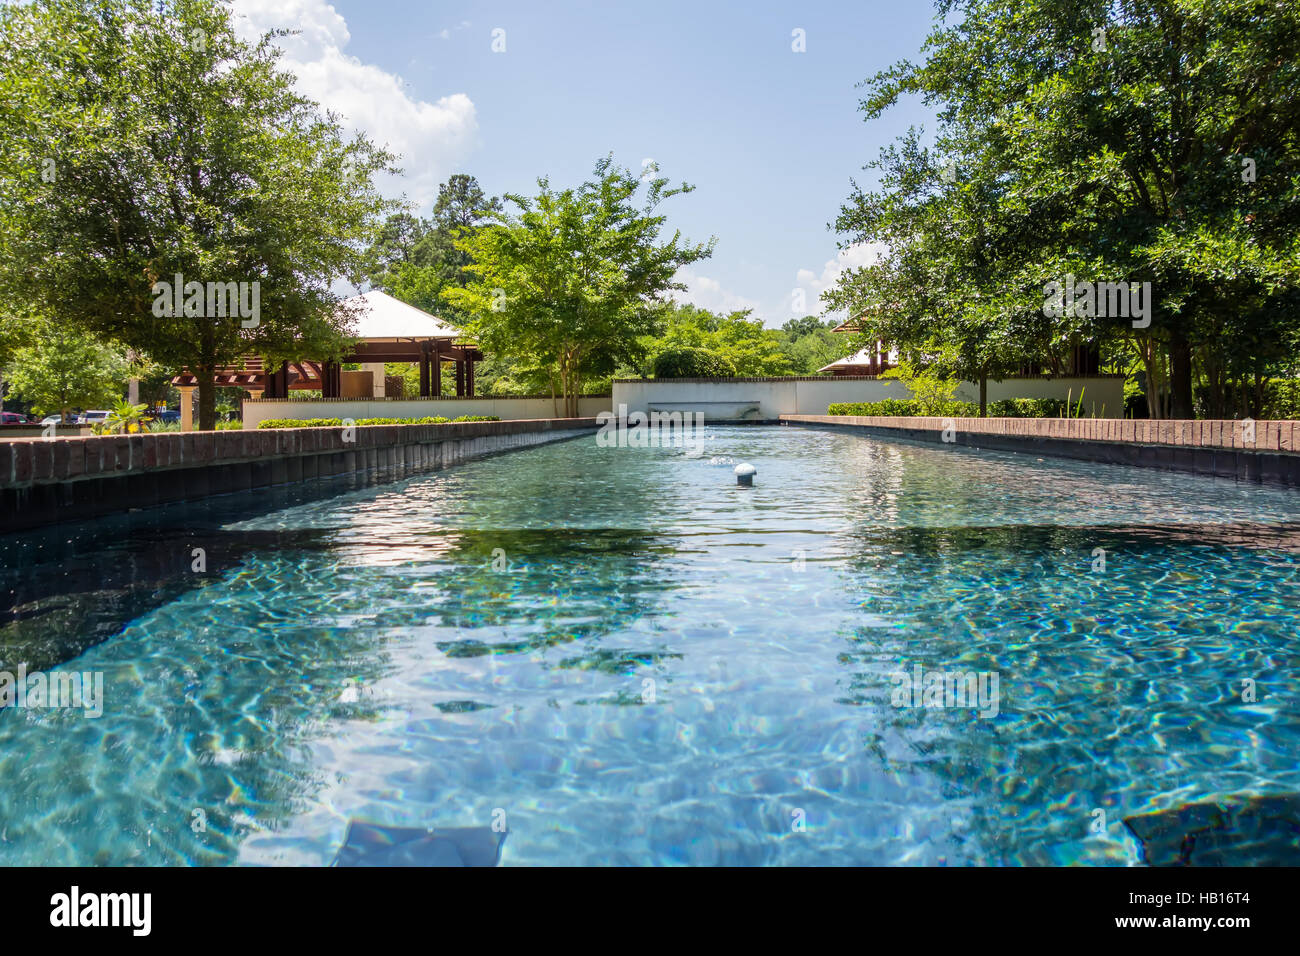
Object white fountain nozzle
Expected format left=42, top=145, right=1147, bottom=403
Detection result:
left=734, top=463, right=756, bottom=486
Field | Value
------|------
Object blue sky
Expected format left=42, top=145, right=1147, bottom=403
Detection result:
left=233, top=0, right=939, bottom=324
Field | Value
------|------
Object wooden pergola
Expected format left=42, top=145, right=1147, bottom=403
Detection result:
left=170, top=292, right=484, bottom=425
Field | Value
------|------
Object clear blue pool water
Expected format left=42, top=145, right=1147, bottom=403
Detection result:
left=1, top=424, right=1299, bottom=865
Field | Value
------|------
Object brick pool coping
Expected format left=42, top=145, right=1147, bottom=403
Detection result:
left=0, top=418, right=598, bottom=533
left=781, top=414, right=1300, bottom=488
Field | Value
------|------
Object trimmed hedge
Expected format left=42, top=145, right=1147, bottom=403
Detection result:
left=652, top=347, right=737, bottom=378
left=828, top=398, right=1078, bottom=418
left=827, top=400, right=979, bottom=417
left=257, top=414, right=499, bottom=429
left=987, top=398, right=1068, bottom=418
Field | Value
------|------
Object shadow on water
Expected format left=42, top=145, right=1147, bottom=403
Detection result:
left=0, top=452, right=694, bottom=864
left=0, top=466, right=458, bottom=673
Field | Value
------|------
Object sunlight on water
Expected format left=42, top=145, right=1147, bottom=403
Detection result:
left=1, top=426, right=1299, bottom=865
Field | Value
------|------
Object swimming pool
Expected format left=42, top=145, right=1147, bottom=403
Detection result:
left=1, top=424, right=1298, bottom=865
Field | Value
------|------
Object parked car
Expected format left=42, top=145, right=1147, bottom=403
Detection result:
left=39, top=414, right=66, bottom=426
left=79, top=410, right=110, bottom=426
left=0, top=411, right=32, bottom=424
left=155, top=409, right=181, bottom=424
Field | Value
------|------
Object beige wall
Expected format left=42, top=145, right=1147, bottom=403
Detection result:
left=242, top=395, right=613, bottom=428
left=612, top=376, right=1125, bottom=419
left=340, top=370, right=373, bottom=398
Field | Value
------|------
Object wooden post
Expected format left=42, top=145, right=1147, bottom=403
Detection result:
left=455, top=359, right=465, bottom=397
left=466, top=357, right=475, bottom=397
left=419, top=343, right=431, bottom=397
left=321, top=361, right=341, bottom=398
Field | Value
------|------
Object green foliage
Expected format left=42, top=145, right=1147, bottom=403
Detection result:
left=636, top=304, right=790, bottom=377
left=101, top=398, right=150, bottom=434
left=986, top=398, right=1069, bottom=418
left=256, top=414, right=498, bottom=429
left=1264, top=380, right=1300, bottom=419
left=258, top=418, right=345, bottom=428
left=443, top=156, right=714, bottom=417
left=0, top=0, right=399, bottom=429
left=828, top=399, right=979, bottom=417
left=778, top=317, right=844, bottom=374
left=828, top=0, right=1300, bottom=421
left=366, top=175, right=503, bottom=324
left=827, top=397, right=1107, bottom=418
left=651, top=347, right=737, bottom=378
left=5, top=321, right=128, bottom=418
left=881, top=361, right=962, bottom=415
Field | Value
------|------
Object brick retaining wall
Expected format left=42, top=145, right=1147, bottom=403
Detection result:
left=0, top=418, right=597, bottom=533
left=782, top=414, right=1300, bottom=487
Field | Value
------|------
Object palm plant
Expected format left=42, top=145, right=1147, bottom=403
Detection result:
left=102, top=398, right=149, bottom=434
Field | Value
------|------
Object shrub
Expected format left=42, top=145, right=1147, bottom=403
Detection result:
left=1266, top=380, right=1300, bottom=419
left=827, top=399, right=978, bottom=417
left=652, top=347, right=737, bottom=379
left=986, top=398, right=1068, bottom=418
left=258, top=418, right=343, bottom=428
left=256, top=414, right=499, bottom=429
left=828, top=399, right=921, bottom=416
left=880, top=361, right=961, bottom=415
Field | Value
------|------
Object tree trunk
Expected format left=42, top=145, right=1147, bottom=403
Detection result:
left=197, top=368, right=216, bottom=431
left=1168, top=329, right=1194, bottom=419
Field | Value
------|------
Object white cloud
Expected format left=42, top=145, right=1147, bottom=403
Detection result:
left=671, top=268, right=762, bottom=317
left=435, top=20, right=473, bottom=40
left=229, top=0, right=479, bottom=209
left=794, top=242, right=887, bottom=310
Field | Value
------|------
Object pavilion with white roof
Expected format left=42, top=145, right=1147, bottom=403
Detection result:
left=171, top=289, right=483, bottom=405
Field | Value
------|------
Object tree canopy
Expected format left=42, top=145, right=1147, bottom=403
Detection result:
left=0, top=0, right=397, bottom=428
left=443, top=157, right=714, bottom=416
left=828, top=0, right=1300, bottom=418
left=365, top=174, right=503, bottom=325
left=7, top=321, right=129, bottom=420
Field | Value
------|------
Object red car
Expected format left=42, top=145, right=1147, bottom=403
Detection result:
left=0, top=411, right=33, bottom=424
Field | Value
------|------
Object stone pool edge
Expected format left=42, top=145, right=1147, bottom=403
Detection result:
left=0, top=418, right=599, bottom=533
left=781, top=414, right=1300, bottom=489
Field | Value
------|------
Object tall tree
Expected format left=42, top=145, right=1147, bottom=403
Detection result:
left=639, top=304, right=792, bottom=376
left=444, top=157, right=714, bottom=417
left=831, top=0, right=1300, bottom=419
left=7, top=322, right=129, bottom=421
left=0, top=0, right=397, bottom=429
left=367, top=174, right=501, bottom=324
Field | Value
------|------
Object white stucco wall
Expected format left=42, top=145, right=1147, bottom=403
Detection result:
left=612, top=376, right=1125, bottom=419
left=243, top=377, right=1125, bottom=427
left=242, top=395, right=613, bottom=428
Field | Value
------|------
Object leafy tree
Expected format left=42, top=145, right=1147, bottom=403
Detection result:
left=652, top=347, right=738, bottom=378
left=367, top=175, right=502, bottom=324
left=637, top=303, right=790, bottom=376
left=0, top=0, right=397, bottom=429
left=881, top=360, right=962, bottom=416
left=0, top=311, right=38, bottom=412
left=7, top=323, right=129, bottom=420
left=830, top=0, right=1300, bottom=419
left=445, top=157, right=714, bottom=417
left=778, top=316, right=844, bottom=374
